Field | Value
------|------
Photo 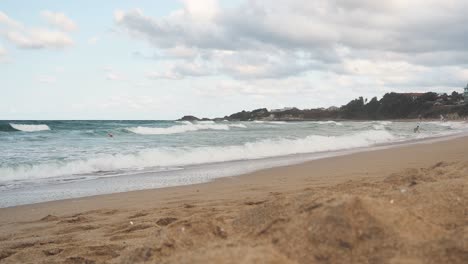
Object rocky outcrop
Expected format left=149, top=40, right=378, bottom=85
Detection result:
left=224, top=108, right=271, bottom=121
left=178, top=115, right=200, bottom=121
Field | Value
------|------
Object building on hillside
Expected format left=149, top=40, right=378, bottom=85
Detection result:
left=465, top=83, right=468, bottom=104
left=270, top=107, right=294, bottom=113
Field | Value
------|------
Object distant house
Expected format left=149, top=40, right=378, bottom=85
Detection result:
left=270, top=107, right=295, bottom=113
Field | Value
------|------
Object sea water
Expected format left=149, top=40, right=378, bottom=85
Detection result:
left=0, top=120, right=467, bottom=207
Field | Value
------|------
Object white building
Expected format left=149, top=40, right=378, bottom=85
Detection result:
left=270, top=107, right=294, bottom=113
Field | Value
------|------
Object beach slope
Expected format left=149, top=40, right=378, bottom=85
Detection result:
left=0, top=137, right=467, bottom=263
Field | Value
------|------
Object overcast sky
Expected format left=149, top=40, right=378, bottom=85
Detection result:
left=1, top=0, right=467, bottom=119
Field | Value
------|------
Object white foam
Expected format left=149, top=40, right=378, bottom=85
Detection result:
left=10, top=123, right=50, bottom=132
left=428, top=121, right=468, bottom=130
left=372, top=124, right=385, bottom=130
left=126, top=122, right=245, bottom=135
left=253, top=121, right=287, bottom=124
left=312, top=121, right=343, bottom=126
left=376, top=121, right=393, bottom=125
left=229, top=123, right=247, bottom=128
left=196, top=120, right=215, bottom=124
left=0, top=130, right=397, bottom=182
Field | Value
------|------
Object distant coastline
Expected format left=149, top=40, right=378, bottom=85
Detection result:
left=180, top=91, right=468, bottom=122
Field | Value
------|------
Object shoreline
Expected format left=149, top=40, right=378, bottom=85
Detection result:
left=0, top=135, right=466, bottom=263
left=1, top=129, right=467, bottom=209
left=1, top=133, right=466, bottom=219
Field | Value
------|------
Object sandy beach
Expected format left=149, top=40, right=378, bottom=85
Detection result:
left=0, top=136, right=467, bottom=263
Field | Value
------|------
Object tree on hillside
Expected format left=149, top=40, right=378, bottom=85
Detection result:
left=378, top=93, right=414, bottom=119
left=340, top=97, right=365, bottom=119
left=418, top=92, right=438, bottom=102
left=365, top=97, right=380, bottom=119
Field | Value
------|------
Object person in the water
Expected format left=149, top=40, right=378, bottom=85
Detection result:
left=413, top=125, right=420, bottom=133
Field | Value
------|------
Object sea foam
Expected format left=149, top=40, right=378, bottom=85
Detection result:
left=0, top=130, right=396, bottom=182
left=126, top=122, right=245, bottom=135
left=312, top=121, right=343, bottom=126
left=10, top=123, right=51, bottom=132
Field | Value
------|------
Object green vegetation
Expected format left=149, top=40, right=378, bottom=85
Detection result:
left=220, top=91, right=468, bottom=121
left=180, top=91, right=467, bottom=121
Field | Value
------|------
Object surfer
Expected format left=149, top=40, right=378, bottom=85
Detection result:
left=413, top=125, right=420, bottom=133
left=107, top=133, right=114, bottom=138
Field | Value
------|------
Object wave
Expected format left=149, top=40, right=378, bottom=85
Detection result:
left=9, top=123, right=51, bottom=132
left=376, top=121, right=392, bottom=125
left=0, top=130, right=397, bottom=182
left=311, top=121, right=343, bottom=126
left=229, top=123, right=247, bottom=128
left=427, top=121, right=468, bottom=130
left=372, top=124, right=385, bottom=130
left=253, top=121, right=287, bottom=124
left=126, top=122, right=244, bottom=135
left=196, top=120, right=215, bottom=124
left=371, top=121, right=391, bottom=130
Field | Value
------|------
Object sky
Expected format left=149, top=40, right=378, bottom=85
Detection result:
left=1, top=0, right=467, bottom=120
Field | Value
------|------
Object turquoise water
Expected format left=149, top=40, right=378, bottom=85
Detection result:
left=0, top=120, right=467, bottom=207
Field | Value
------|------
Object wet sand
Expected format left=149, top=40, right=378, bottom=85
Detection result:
left=0, top=136, right=467, bottom=263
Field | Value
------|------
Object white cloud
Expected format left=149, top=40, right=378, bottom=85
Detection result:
left=37, top=75, right=56, bottom=84
left=0, top=11, right=74, bottom=49
left=41, top=10, right=77, bottom=32
left=147, top=62, right=212, bottom=80
left=115, top=0, right=468, bottom=102
left=88, top=36, right=99, bottom=45
left=165, top=45, right=198, bottom=59
left=5, top=29, right=73, bottom=49
left=104, top=67, right=126, bottom=81
left=0, top=45, right=6, bottom=57
left=0, top=11, right=21, bottom=29
left=106, top=72, right=126, bottom=81
left=147, top=70, right=183, bottom=80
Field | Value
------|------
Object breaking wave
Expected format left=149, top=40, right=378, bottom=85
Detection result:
left=253, top=121, right=287, bottom=124
left=9, top=123, right=51, bottom=132
left=429, top=121, right=468, bottom=130
left=126, top=122, right=245, bottom=135
left=312, top=121, right=343, bottom=126
left=0, top=130, right=397, bottom=181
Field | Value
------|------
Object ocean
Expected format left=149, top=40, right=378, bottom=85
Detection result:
left=1, top=120, right=467, bottom=207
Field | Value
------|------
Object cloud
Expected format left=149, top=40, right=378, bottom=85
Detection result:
left=165, top=45, right=198, bottom=59
left=115, top=1, right=468, bottom=54
left=215, top=49, right=315, bottom=79
left=104, top=67, right=127, bottom=81
left=88, top=36, right=99, bottom=45
left=147, top=62, right=212, bottom=80
left=105, top=72, right=126, bottom=81
left=41, top=10, right=77, bottom=32
left=115, top=0, right=468, bottom=93
left=0, top=11, right=74, bottom=49
left=147, top=70, right=183, bottom=80
left=5, top=29, right=73, bottom=49
left=0, top=45, right=6, bottom=57
left=37, top=75, right=56, bottom=84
